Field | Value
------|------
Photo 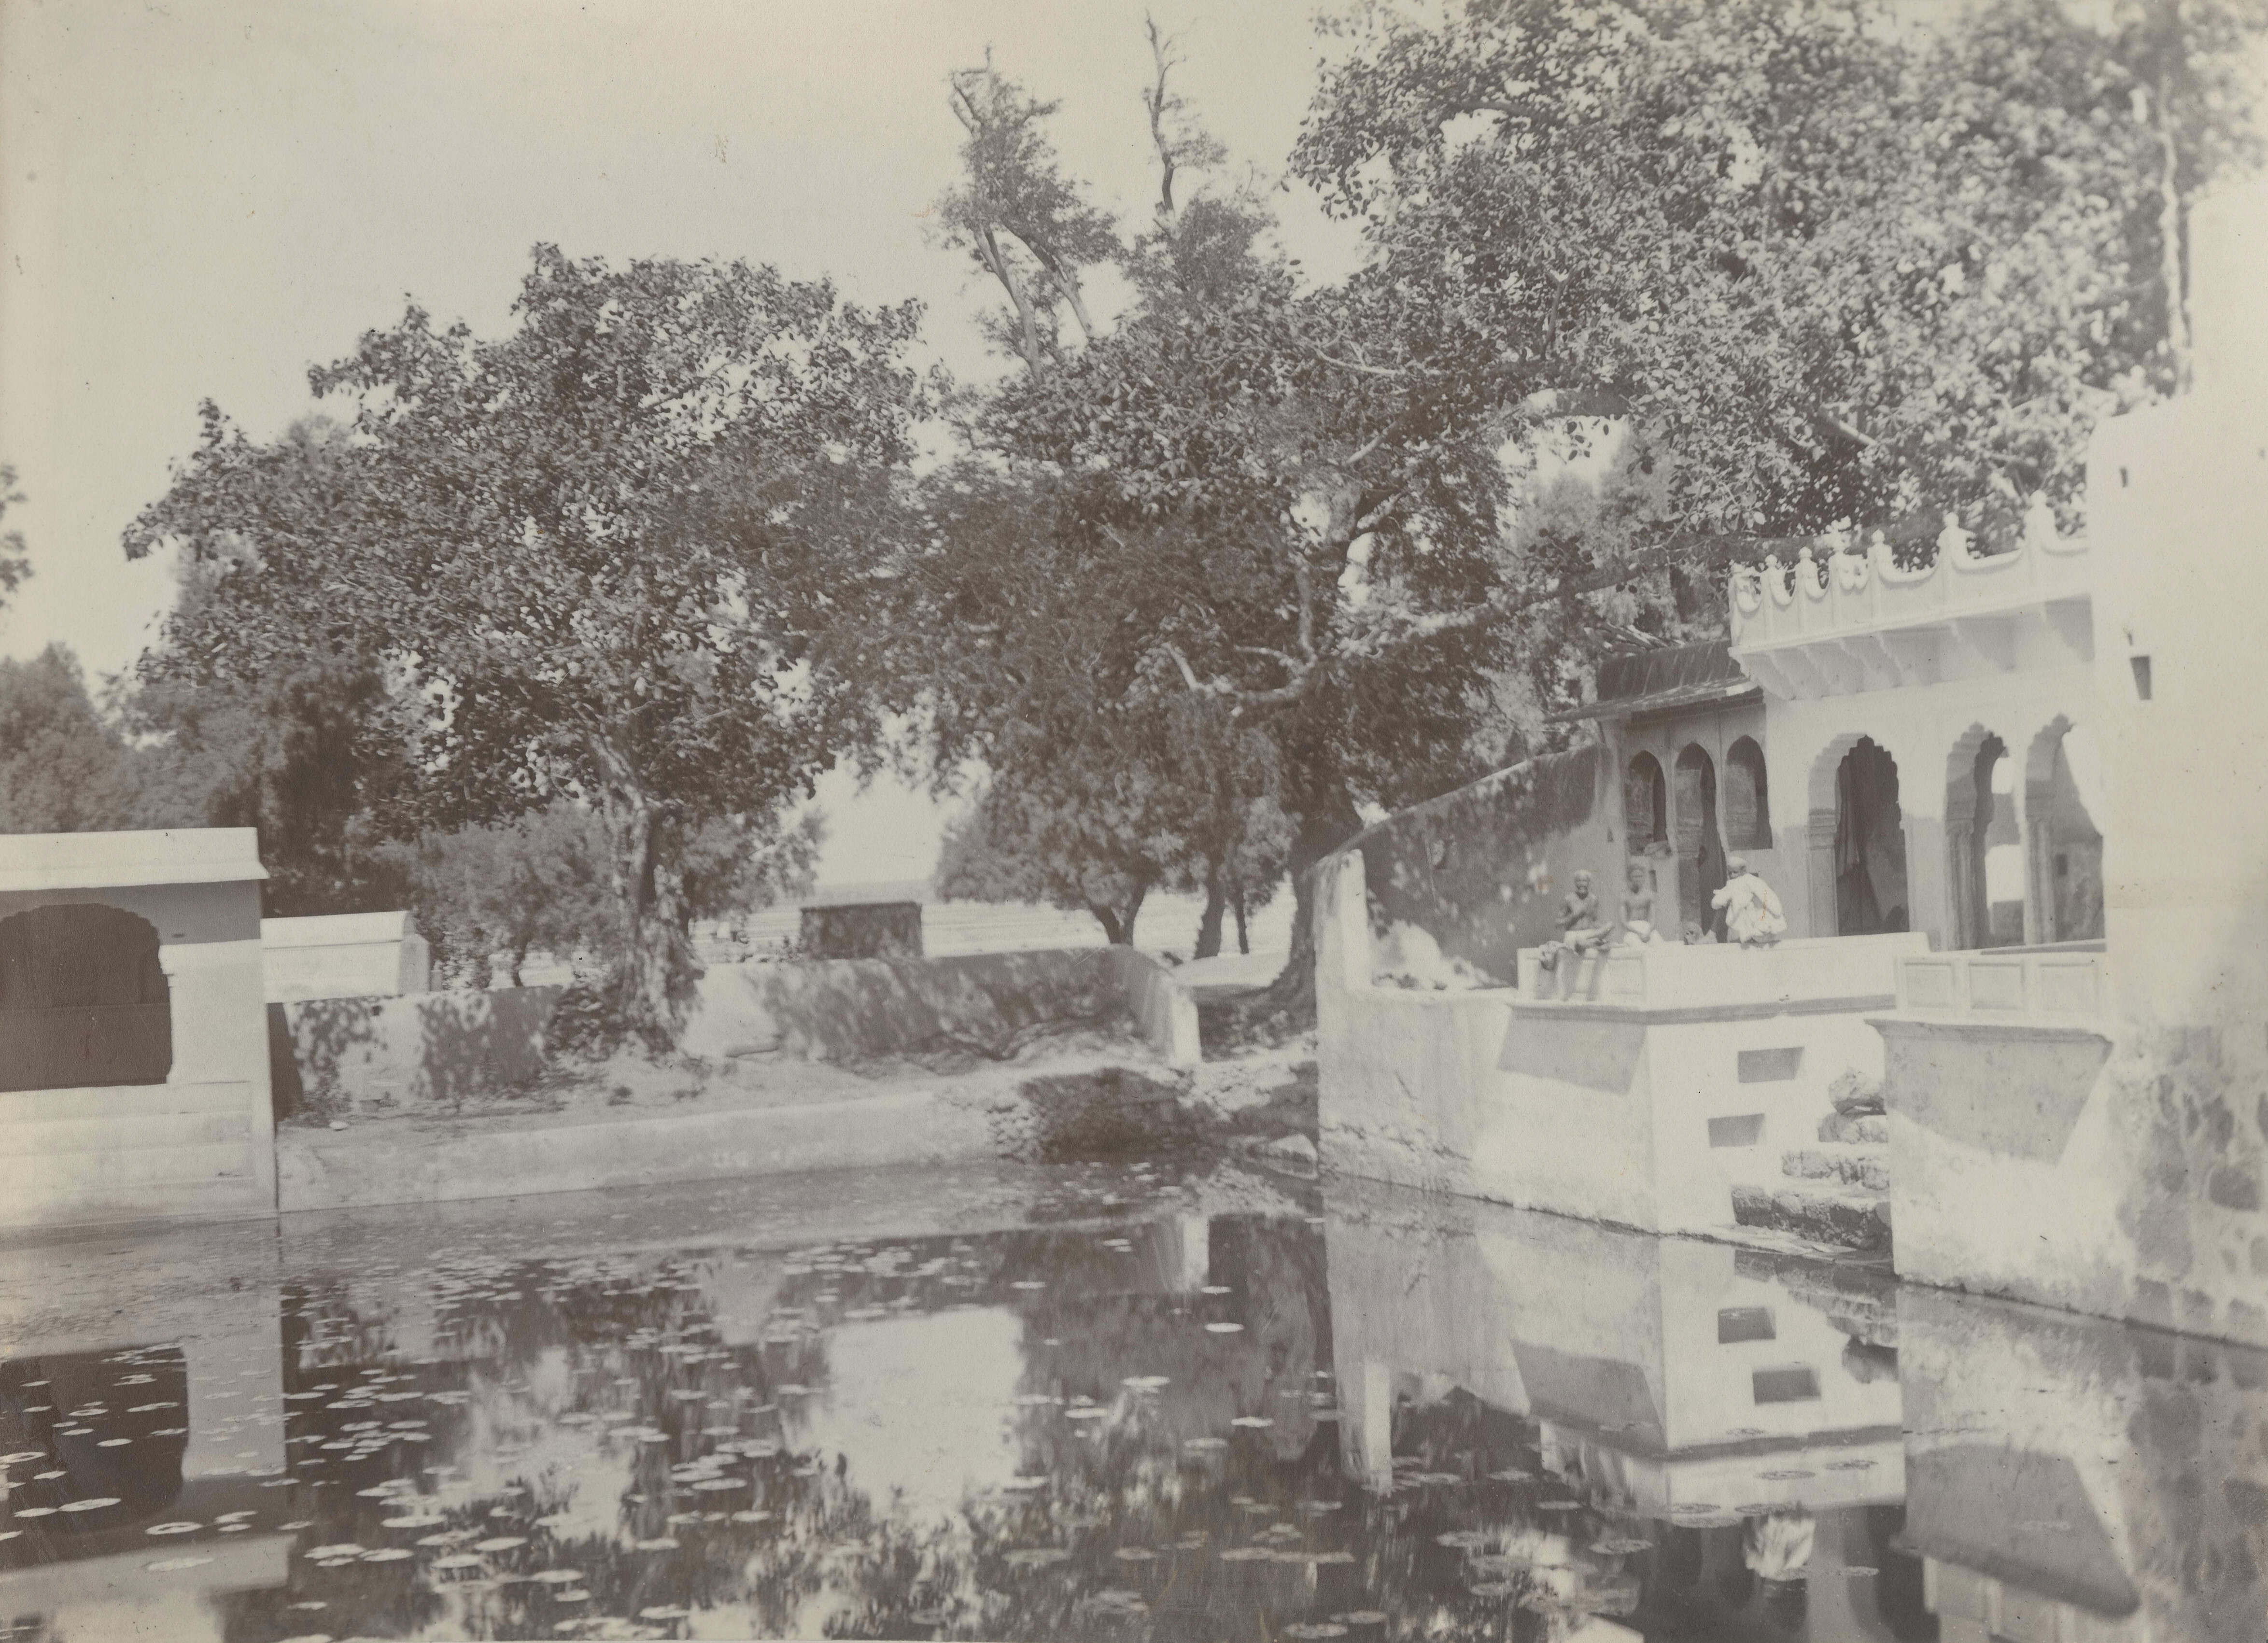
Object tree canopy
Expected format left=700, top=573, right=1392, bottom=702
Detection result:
left=127, top=247, right=928, bottom=1039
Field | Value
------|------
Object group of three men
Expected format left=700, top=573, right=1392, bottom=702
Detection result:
left=1547, top=856, right=1787, bottom=966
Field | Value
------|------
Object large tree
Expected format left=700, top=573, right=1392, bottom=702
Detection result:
left=1295, top=0, right=2264, bottom=558
left=908, top=39, right=1543, bottom=1028
left=128, top=248, right=926, bottom=1041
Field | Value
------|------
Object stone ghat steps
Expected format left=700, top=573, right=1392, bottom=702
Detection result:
left=1733, top=1099, right=1893, bottom=1251
left=1782, top=1142, right=1891, bottom=1193
left=1733, top=1179, right=1893, bottom=1251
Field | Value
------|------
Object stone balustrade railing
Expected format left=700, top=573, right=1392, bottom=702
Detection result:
left=1728, top=521, right=2093, bottom=653
left=1892, top=942, right=2109, bottom=1023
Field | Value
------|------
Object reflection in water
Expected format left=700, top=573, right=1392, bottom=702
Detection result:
left=0, top=1165, right=2259, bottom=1641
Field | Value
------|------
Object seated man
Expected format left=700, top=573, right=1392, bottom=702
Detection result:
left=1538, top=869, right=1612, bottom=972
left=1618, top=861, right=1666, bottom=945
left=1711, top=854, right=1788, bottom=947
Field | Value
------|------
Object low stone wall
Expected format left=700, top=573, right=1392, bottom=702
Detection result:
left=678, top=948, right=1155, bottom=1064
left=1107, top=946, right=1203, bottom=1069
left=262, top=910, right=429, bottom=1003
left=269, top=986, right=561, bottom=1116
left=272, top=947, right=1201, bottom=1115
left=1349, top=747, right=1614, bottom=987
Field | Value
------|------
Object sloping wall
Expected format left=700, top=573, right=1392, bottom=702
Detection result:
left=1348, top=747, right=1615, bottom=986
left=273, top=947, right=1198, bottom=1115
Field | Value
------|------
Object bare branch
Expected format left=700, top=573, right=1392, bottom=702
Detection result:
left=1145, top=15, right=1180, bottom=228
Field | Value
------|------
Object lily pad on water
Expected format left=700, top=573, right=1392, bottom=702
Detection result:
left=1203, top=1322, right=1245, bottom=1334
left=1112, top=1547, right=1156, bottom=1562
left=0, top=1452, right=45, bottom=1464
left=1220, top=1546, right=1275, bottom=1561
left=1436, top=1531, right=1491, bottom=1549
left=382, top=1515, right=446, bottom=1529
left=146, top=1522, right=202, bottom=1535
left=144, top=1557, right=214, bottom=1572
left=360, top=1548, right=413, bottom=1562
left=531, top=1569, right=585, bottom=1584
left=1334, top=1612, right=1389, bottom=1625
left=474, top=1537, right=526, bottom=1553
left=60, top=1498, right=121, bottom=1513
left=1230, top=1417, right=1274, bottom=1429
left=1183, top=1437, right=1228, bottom=1451
left=634, top=1536, right=680, bottom=1551
left=306, top=1545, right=364, bottom=1559
left=11, top=1509, right=56, bottom=1519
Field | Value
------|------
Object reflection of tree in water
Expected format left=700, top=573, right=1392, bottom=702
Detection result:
left=172, top=1211, right=1941, bottom=1642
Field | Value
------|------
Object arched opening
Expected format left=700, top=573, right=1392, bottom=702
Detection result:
left=1833, top=739, right=1908, bottom=936
left=1724, top=736, right=1772, bottom=850
left=1625, top=752, right=1667, bottom=850
left=1946, top=732, right=2023, bottom=949
left=1675, top=744, right=1728, bottom=937
left=2026, top=718, right=2106, bottom=942
left=0, top=903, right=171, bottom=1093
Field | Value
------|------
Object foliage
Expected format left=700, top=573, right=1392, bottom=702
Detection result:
left=400, top=803, right=823, bottom=991
left=1295, top=0, right=2267, bottom=553
left=0, top=646, right=138, bottom=833
left=127, top=249, right=925, bottom=1041
left=0, top=464, right=29, bottom=614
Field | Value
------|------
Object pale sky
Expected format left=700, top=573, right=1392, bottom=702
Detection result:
left=0, top=0, right=1364, bottom=881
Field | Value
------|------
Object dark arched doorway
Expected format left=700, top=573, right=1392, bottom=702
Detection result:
left=1834, top=739, right=1909, bottom=935
left=0, top=903, right=171, bottom=1092
left=1675, top=745, right=1728, bottom=938
left=1626, top=752, right=1667, bottom=851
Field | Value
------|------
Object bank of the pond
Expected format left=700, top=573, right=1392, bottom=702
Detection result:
left=276, top=1043, right=1319, bottom=1214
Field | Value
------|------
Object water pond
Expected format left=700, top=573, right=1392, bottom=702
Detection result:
left=0, top=1158, right=2259, bottom=1641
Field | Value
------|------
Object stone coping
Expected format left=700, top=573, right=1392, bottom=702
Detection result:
left=261, top=909, right=414, bottom=947
left=0, top=827, right=267, bottom=893
left=1512, top=932, right=1929, bottom=1010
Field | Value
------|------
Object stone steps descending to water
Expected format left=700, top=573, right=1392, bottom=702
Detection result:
left=1733, top=1179, right=1893, bottom=1251
left=1782, top=1142, right=1892, bottom=1192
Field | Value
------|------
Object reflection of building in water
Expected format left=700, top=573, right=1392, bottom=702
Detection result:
left=0, top=1224, right=288, bottom=1634
left=1899, top=1285, right=2267, bottom=1642
left=1324, top=1177, right=1923, bottom=1640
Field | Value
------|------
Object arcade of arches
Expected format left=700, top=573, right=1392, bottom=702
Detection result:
left=1623, top=715, right=2099, bottom=949
left=1811, top=725, right=2103, bottom=948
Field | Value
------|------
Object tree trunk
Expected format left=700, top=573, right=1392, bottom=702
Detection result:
left=592, top=743, right=695, bottom=1048
left=1090, top=903, right=1127, bottom=945
left=1233, top=889, right=1250, bottom=955
left=1195, top=862, right=1227, bottom=959
left=1227, top=773, right=1363, bottom=1043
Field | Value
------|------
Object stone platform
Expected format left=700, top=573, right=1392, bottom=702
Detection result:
left=1318, top=848, right=1924, bottom=1241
